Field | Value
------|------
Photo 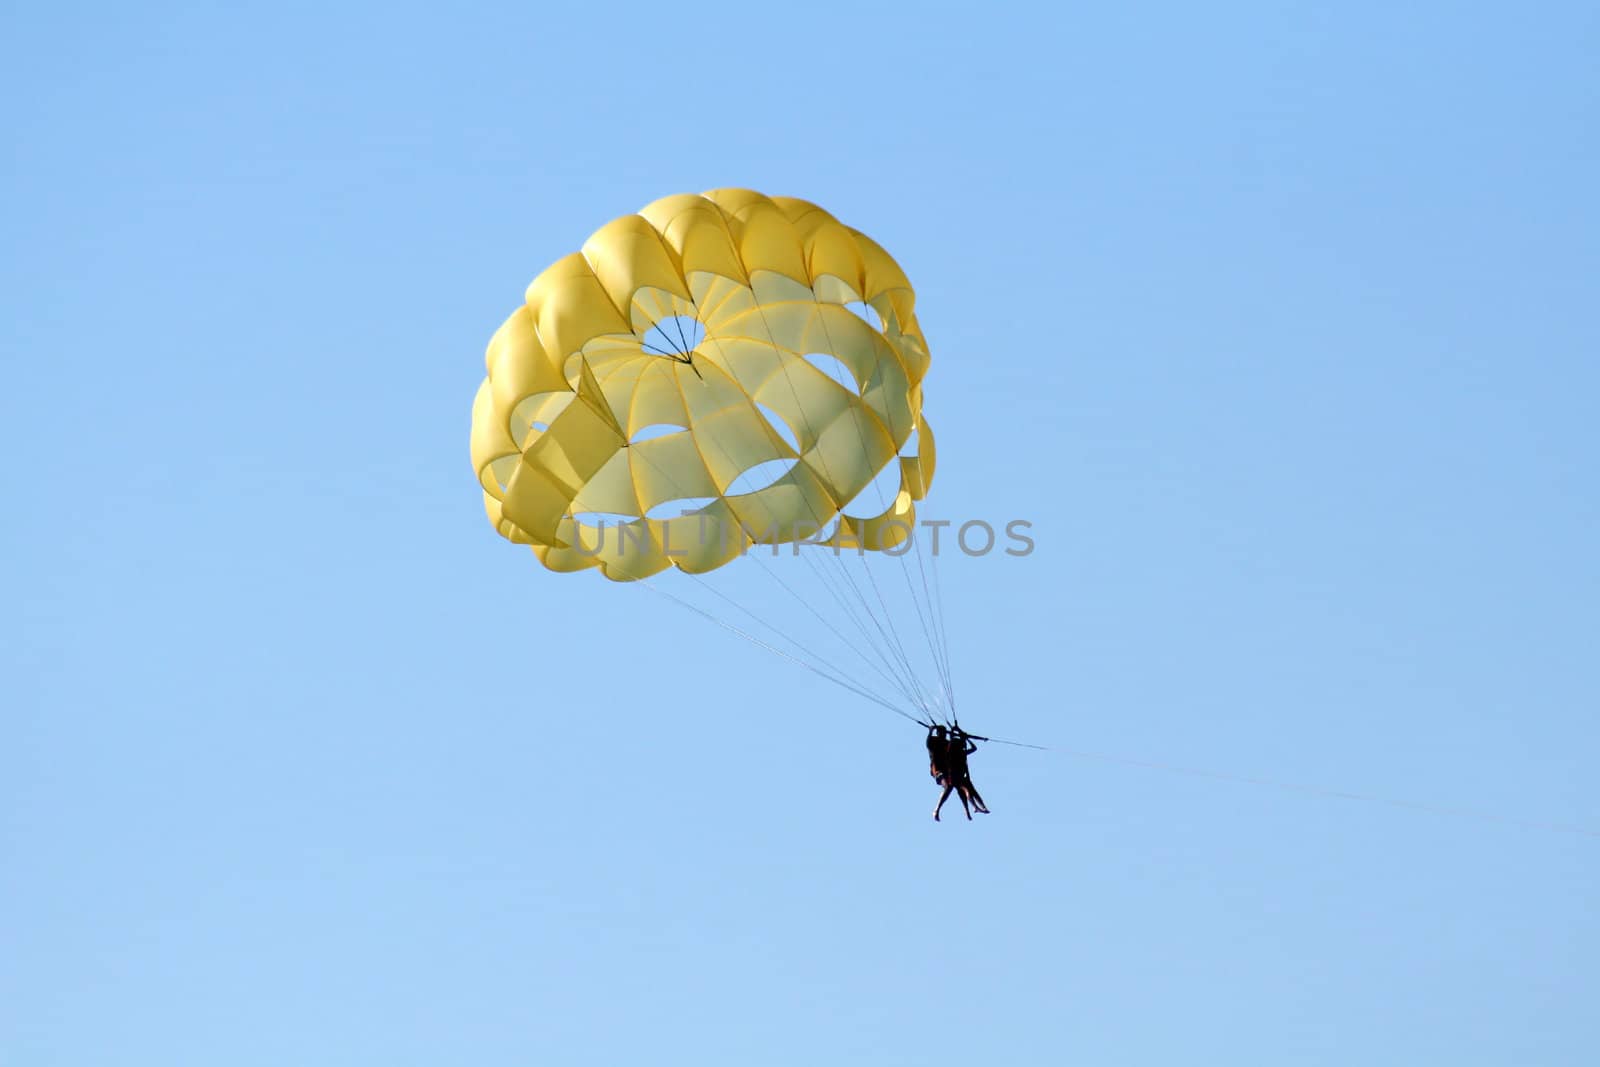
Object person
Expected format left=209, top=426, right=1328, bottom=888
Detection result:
left=926, top=724, right=952, bottom=785
left=928, top=722, right=990, bottom=821
left=949, top=725, right=990, bottom=816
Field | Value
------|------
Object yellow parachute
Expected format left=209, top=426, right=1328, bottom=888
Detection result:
left=470, top=188, right=937, bottom=582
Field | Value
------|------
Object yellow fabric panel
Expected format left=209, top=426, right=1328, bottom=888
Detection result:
left=803, top=405, right=897, bottom=508
left=689, top=271, right=755, bottom=323
left=914, top=414, right=937, bottom=492
left=538, top=520, right=667, bottom=579
left=486, top=454, right=519, bottom=495
left=719, top=198, right=809, bottom=285
left=848, top=230, right=912, bottom=301
left=627, top=430, right=720, bottom=511
left=747, top=269, right=815, bottom=311
left=486, top=307, right=566, bottom=427
left=781, top=206, right=867, bottom=292
left=888, top=315, right=930, bottom=383
left=614, top=361, right=692, bottom=437
left=884, top=290, right=920, bottom=339
left=527, top=253, right=631, bottom=362
left=573, top=355, right=624, bottom=437
left=724, top=459, right=837, bottom=543
left=583, top=344, right=652, bottom=421
left=625, top=285, right=694, bottom=336
left=501, top=361, right=624, bottom=544
left=606, top=520, right=675, bottom=579
left=673, top=356, right=756, bottom=424
left=832, top=488, right=917, bottom=552
left=508, top=392, right=574, bottom=448
left=663, top=498, right=746, bottom=575
left=471, top=379, right=517, bottom=490
left=696, top=335, right=790, bottom=411
left=639, top=195, right=748, bottom=284
left=768, top=194, right=829, bottom=226
left=749, top=359, right=858, bottom=449
left=582, top=215, right=691, bottom=314
left=500, top=464, right=578, bottom=545
left=471, top=189, right=937, bottom=581
left=483, top=494, right=534, bottom=544
left=899, top=414, right=937, bottom=499
left=810, top=273, right=861, bottom=307
left=570, top=449, right=640, bottom=517
left=861, top=369, right=916, bottom=449
left=635, top=192, right=711, bottom=231
left=693, top=405, right=796, bottom=493
left=576, top=517, right=671, bottom=577
left=701, top=187, right=773, bottom=220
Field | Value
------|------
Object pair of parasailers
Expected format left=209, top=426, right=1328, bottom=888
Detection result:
left=925, top=724, right=990, bottom=821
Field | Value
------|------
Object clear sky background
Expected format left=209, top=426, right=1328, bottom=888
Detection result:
left=4, top=2, right=1597, bottom=1064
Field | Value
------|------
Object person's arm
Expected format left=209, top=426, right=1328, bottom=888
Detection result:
left=964, top=740, right=978, bottom=755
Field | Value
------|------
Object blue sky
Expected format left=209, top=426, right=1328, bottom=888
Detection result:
left=4, top=2, right=1597, bottom=1064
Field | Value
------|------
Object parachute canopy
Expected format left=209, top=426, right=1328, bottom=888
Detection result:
left=470, top=189, right=937, bottom=581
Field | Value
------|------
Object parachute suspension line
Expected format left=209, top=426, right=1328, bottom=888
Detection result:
left=740, top=540, right=930, bottom=713
left=910, top=536, right=956, bottom=714
left=633, top=579, right=924, bottom=726
left=684, top=289, right=944, bottom=722
left=651, top=348, right=933, bottom=717
left=804, top=291, right=954, bottom=718
left=1051, top=744, right=1600, bottom=838
left=803, top=296, right=950, bottom=685
left=706, top=540, right=929, bottom=715
left=698, top=284, right=944, bottom=720
left=982, top=735, right=1050, bottom=750
left=869, top=460, right=952, bottom=715
left=670, top=313, right=692, bottom=354
left=627, top=463, right=921, bottom=723
left=673, top=568, right=914, bottom=720
left=845, top=547, right=945, bottom=719
left=641, top=342, right=691, bottom=363
left=878, top=532, right=951, bottom=715
left=910, top=536, right=954, bottom=710
left=926, top=546, right=957, bottom=713
left=618, top=412, right=926, bottom=720
left=839, top=557, right=936, bottom=717
left=791, top=544, right=930, bottom=712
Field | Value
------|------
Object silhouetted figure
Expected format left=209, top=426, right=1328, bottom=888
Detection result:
left=951, top=726, right=989, bottom=816
left=929, top=723, right=991, bottom=821
left=927, top=724, right=952, bottom=785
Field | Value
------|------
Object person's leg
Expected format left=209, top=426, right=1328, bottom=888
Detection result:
left=933, top=782, right=954, bottom=821
left=967, top=781, right=989, bottom=813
